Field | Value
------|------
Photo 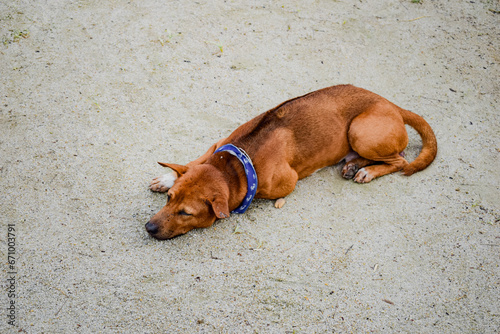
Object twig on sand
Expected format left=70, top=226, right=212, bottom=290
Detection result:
left=404, top=16, right=428, bottom=22
left=210, top=251, right=222, bottom=260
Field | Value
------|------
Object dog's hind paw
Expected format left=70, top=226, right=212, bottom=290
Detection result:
left=353, top=168, right=374, bottom=183
left=342, top=162, right=359, bottom=179
left=150, top=172, right=177, bottom=192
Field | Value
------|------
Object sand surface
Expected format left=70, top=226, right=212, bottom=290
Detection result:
left=1, top=0, right=499, bottom=333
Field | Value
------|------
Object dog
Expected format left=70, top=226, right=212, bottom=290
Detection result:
left=146, top=85, right=437, bottom=239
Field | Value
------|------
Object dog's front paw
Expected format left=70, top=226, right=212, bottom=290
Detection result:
left=342, top=162, right=359, bottom=179
left=150, top=172, right=177, bottom=192
left=274, top=198, right=286, bottom=209
left=353, top=168, right=374, bottom=183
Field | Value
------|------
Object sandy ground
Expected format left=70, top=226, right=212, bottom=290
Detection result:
left=1, top=0, right=499, bottom=333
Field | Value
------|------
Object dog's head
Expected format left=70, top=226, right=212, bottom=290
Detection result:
left=145, top=163, right=231, bottom=239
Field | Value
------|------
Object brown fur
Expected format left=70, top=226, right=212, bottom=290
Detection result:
left=146, top=85, right=437, bottom=239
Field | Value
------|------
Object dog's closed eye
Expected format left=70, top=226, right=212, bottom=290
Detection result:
left=178, top=210, right=192, bottom=216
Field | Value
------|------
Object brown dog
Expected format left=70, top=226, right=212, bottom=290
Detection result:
left=146, top=85, right=437, bottom=239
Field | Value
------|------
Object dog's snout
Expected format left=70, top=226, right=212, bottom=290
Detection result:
left=145, top=221, right=159, bottom=235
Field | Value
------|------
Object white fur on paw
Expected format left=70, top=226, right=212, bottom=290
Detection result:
left=354, top=168, right=373, bottom=183
left=274, top=198, right=286, bottom=209
left=150, top=172, right=177, bottom=192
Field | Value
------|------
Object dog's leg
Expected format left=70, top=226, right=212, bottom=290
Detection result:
left=347, top=105, right=409, bottom=183
left=151, top=138, right=229, bottom=192
left=342, top=157, right=378, bottom=179
left=353, top=156, right=408, bottom=183
left=274, top=198, right=286, bottom=209
left=259, top=162, right=299, bottom=209
left=150, top=172, right=177, bottom=192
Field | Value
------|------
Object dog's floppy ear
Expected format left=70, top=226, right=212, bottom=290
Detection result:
left=210, top=197, right=230, bottom=219
left=158, top=162, right=189, bottom=177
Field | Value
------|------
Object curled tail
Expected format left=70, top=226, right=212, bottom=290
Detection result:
left=399, top=108, right=437, bottom=176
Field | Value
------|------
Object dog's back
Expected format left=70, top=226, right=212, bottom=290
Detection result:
left=228, top=85, right=388, bottom=178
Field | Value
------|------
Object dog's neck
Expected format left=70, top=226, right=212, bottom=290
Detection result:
left=207, top=149, right=254, bottom=213
left=214, top=144, right=258, bottom=213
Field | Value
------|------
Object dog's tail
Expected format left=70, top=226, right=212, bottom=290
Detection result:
left=399, top=108, right=437, bottom=176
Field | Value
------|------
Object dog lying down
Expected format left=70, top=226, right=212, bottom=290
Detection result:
left=146, top=85, right=437, bottom=239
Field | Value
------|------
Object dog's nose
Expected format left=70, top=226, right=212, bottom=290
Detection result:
left=145, top=221, right=159, bottom=235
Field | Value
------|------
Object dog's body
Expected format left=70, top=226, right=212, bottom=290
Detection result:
left=146, top=85, right=437, bottom=239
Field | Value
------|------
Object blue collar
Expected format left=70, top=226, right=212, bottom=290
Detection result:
left=214, top=144, right=258, bottom=214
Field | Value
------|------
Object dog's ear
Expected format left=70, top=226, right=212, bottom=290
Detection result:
left=157, top=162, right=189, bottom=177
left=210, top=197, right=230, bottom=219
